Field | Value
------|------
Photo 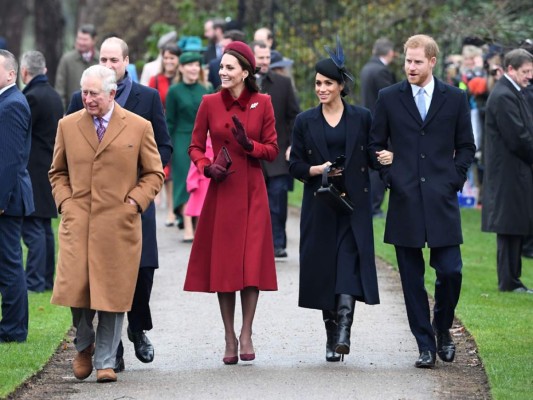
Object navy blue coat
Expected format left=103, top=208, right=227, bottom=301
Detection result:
left=289, top=103, right=379, bottom=310
left=67, top=81, right=172, bottom=268
left=0, top=85, right=34, bottom=217
left=23, top=75, right=63, bottom=218
left=368, top=78, right=475, bottom=248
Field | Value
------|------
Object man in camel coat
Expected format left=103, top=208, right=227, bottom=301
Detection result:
left=49, top=65, right=164, bottom=383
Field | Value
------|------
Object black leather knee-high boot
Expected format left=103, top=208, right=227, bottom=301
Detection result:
left=322, top=310, right=341, bottom=362
left=335, top=294, right=356, bottom=356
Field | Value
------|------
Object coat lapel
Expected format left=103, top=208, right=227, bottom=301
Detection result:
left=308, top=105, right=331, bottom=161
left=124, top=83, right=140, bottom=110
left=423, top=78, right=447, bottom=126
left=344, top=103, right=360, bottom=168
left=77, top=111, right=99, bottom=152
left=95, top=102, right=127, bottom=157
left=398, top=80, right=423, bottom=124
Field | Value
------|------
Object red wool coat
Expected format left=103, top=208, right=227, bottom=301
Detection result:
left=184, top=88, right=279, bottom=292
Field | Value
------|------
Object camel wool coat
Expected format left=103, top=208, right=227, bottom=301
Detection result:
left=49, top=103, right=164, bottom=312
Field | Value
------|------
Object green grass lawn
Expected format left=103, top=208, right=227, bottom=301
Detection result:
left=1, top=188, right=532, bottom=399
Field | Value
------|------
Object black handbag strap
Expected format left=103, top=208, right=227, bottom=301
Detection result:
left=321, top=167, right=330, bottom=187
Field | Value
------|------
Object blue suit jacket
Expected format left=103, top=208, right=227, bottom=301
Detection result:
left=368, top=78, right=476, bottom=248
left=0, top=85, right=34, bottom=217
left=67, top=81, right=172, bottom=267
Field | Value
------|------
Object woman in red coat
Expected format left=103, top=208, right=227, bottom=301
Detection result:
left=184, top=41, right=279, bottom=364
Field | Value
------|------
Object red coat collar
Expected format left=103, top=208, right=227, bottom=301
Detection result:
left=221, top=87, right=253, bottom=111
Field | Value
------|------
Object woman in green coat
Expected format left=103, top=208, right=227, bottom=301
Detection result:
left=166, top=52, right=212, bottom=241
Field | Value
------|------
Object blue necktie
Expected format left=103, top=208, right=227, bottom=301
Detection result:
left=416, top=88, right=426, bottom=120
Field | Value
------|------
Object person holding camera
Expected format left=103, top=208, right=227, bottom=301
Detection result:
left=289, top=38, right=380, bottom=362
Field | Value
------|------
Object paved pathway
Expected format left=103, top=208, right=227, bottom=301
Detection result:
left=15, top=207, right=489, bottom=399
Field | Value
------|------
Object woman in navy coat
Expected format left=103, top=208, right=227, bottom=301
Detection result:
left=289, top=43, right=379, bottom=362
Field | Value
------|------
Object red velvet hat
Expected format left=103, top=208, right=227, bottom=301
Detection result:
left=224, top=41, right=256, bottom=71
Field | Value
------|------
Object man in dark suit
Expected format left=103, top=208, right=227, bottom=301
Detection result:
left=252, top=41, right=300, bottom=258
left=20, top=50, right=64, bottom=292
left=360, top=38, right=396, bottom=218
left=0, top=49, right=35, bottom=343
left=482, top=48, right=533, bottom=293
left=369, top=35, right=475, bottom=368
left=519, top=40, right=533, bottom=259
left=67, top=37, right=172, bottom=371
left=203, top=18, right=225, bottom=65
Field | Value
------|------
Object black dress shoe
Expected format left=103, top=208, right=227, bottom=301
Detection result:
left=127, top=328, right=154, bottom=363
left=415, top=350, right=436, bottom=368
left=274, top=248, right=287, bottom=258
left=113, top=356, right=125, bottom=373
left=435, top=329, right=456, bottom=362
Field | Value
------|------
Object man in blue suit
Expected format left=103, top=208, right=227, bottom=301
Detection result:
left=369, top=35, right=475, bottom=368
left=0, top=50, right=35, bottom=343
left=67, top=37, right=172, bottom=370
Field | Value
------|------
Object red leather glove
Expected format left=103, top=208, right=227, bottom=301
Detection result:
left=204, top=163, right=230, bottom=183
left=231, top=115, right=253, bottom=151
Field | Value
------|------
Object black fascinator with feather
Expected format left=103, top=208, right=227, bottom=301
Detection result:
left=315, top=35, right=354, bottom=96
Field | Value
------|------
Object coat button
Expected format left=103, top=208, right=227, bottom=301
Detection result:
left=308, top=150, right=312, bottom=155
left=225, top=123, right=230, bottom=128
left=224, top=139, right=230, bottom=144
left=361, top=167, right=366, bottom=172
left=421, top=130, right=425, bottom=136
left=420, top=153, right=426, bottom=158
left=364, top=187, right=369, bottom=192
left=361, top=145, right=364, bottom=151
left=420, top=177, right=426, bottom=182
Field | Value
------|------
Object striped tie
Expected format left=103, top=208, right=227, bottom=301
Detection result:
left=96, top=117, right=106, bottom=142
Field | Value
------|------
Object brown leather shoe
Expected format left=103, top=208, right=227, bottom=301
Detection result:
left=73, top=343, right=94, bottom=380
left=96, top=368, right=117, bottom=383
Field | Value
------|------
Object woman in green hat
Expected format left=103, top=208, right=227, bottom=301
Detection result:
left=166, top=52, right=212, bottom=242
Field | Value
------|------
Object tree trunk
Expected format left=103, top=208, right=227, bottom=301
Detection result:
left=34, top=0, right=65, bottom=86
left=0, top=0, right=29, bottom=60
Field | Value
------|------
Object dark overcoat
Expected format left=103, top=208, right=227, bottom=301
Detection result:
left=360, top=56, right=396, bottom=113
left=482, top=77, right=533, bottom=235
left=260, top=71, right=301, bottom=177
left=289, top=103, right=380, bottom=310
left=23, top=75, right=63, bottom=218
left=368, top=78, right=476, bottom=248
left=67, top=81, right=172, bottom=268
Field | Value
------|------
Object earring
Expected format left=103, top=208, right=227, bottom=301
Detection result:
left=242, top=77, right=245, bottom=82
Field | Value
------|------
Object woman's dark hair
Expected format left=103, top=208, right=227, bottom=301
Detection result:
left=225, top=49, right=260, bottom=93
left=162, top=43, right=182, bottom=58
left=159, top=43, right=182, bottom=76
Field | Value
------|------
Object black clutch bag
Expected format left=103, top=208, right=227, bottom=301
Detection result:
left=213, top=146, right=232, bottom=169
left=315, top=168, right=354, bottom=215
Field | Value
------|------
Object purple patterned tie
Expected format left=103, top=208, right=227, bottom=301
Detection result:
left=96, top=117, right=106, bottom=142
